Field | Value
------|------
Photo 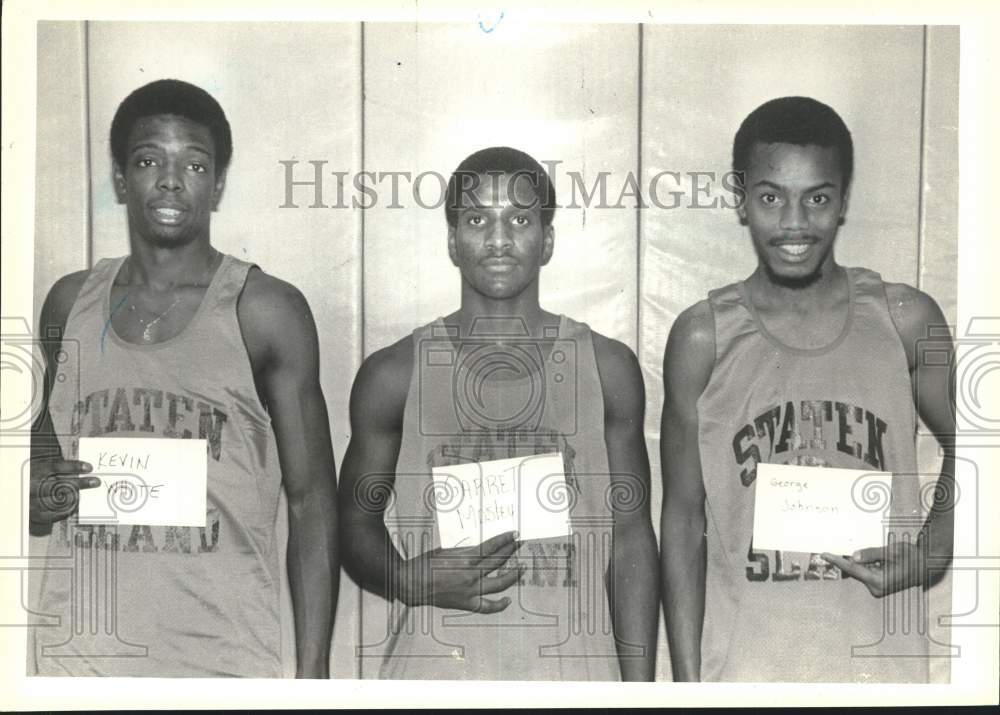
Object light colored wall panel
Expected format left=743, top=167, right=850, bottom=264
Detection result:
left=33, top=21, right=90, bottom=323
left=361, top=21, right=640, bottom=354
left=917, top=25, right=960, bottom=685
left=919, top=26, right=959, bottom=321
left=639, top=24, right=927, bottom=681
left=84, top=21, right=363, bottom=678
left=359, top=20, right=640, bottom=676
left=28, top=17, right=92, bottom=633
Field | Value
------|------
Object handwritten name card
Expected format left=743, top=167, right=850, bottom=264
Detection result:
left=752, top=462, right=891, bottom=555
left=77, top=437, right=207, bottom=527
left=432, top=452, right=572, bottom=548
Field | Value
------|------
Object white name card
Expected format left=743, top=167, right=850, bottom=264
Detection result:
left=432, top=452, right=572, bottom=548
left=752, top=463, right=890, bottom=555
left=77, top=437, right=208, bottom=527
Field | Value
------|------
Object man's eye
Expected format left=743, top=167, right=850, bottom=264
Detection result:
left=467, top=215, right=486, bottom=226
left=511, top=215, right=530, bottom=227
left=808, top=194, right=829, bottom=206
left=188, top=162, right=207, bottom=173
left=136, top=158, right=156, bottom=168
left=759, top=193, right=780, bottom=206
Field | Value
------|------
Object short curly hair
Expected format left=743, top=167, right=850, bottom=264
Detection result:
left=445, top=146, right=557, bottom=227
left=732, top=96, right=853, bottom=191
left=110, top=79, right=233, bottom=172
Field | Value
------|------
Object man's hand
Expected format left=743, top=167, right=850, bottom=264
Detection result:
left=822, top=540, right=926, bottom=598
left=29, top=458, right=98, bottom=533
left=398, top=531, right=523, bottom=612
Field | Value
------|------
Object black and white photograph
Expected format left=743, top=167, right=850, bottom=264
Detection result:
left=1, top=0, right=997, bottom=709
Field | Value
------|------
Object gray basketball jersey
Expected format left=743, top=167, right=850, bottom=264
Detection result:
left=697, top=267, right=929, bottom=683
left=31, top=255, right=284, bottom=677
left=380, top=315, right=621, bottom=680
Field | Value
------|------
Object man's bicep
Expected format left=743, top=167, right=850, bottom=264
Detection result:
left=661, top=304, right=714, bottom=510
left=592, top=336, right=652, bottom=519
left=33, top=272, right=88, bottom=438
left=888, top=285, right=956, bottom=441
left=247, top=282, right=335, bottom=498
left=339, top=348, right=409, bottom=522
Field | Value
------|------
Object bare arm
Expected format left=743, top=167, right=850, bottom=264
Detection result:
left=337, top=339, right=520, bottom=611
left=29, top=271, right=100, bottom=536
left=659, top=301, right=715, bottom=682
left=239, top=270, right=338, bottom=678
left=337, top=338, right=412, bottom=602
left=825, top=284, right=955, bottom=594
left=593, top=334, right=658, bottom=681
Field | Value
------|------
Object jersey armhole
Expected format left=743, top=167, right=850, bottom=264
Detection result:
left=232, top=264, right=274, bottom=419
left=876, top=279, right=917, bottom=373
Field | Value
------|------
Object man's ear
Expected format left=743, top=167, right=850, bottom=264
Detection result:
left=113, top=163, right=127, bottom=204
left=540, top=224, right=554, bottom=266
left=839, top=184, right=850, bottom=222
left=212, top=168, right=228, bottom=210
left=736, top=188, right=748, bottom=225
left=447, top=225, right=459, bottom=266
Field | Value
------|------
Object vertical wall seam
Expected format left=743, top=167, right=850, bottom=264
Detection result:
left=916, top=25, right=929, bottom=291
left=82, top=20, right=94, bottom=269
left=360, top=22, right=367, bottom=361
left=635, top=23, right=644, bottom=357
left=356, top=19, right=366, bottom=680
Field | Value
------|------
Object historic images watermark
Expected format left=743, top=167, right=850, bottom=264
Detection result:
left=278, top=161, right=745, bottom=211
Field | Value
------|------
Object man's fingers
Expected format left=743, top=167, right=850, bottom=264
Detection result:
left=477, top=539, right=520, bottom=573
left=474, top=531, right=519, bottom=559
left=822, top=553, right=878, bottom=585
left=468, top=596, right=512, bottom=614
left=479, top=566, right=523, bottom=594
left=851, top=547, right=886, bottom=564
left=51, top=460, right=93, bottom=476
left=30, top=475, right=101, bottom=499
left=29, top=476, right=102, bottom=508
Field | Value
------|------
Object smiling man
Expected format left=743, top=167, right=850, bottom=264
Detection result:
left=28, top=79, right=338, bottom=677
left=338, top=147, right=658, bottom=680
left=659, top=96, right=955, bottom=682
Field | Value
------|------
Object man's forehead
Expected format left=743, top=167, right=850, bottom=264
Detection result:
left=747, top=142, right=842, bottom=183
left=127, top=113, right=215, bottom=150
left=458, top=172, right=542, bottom=209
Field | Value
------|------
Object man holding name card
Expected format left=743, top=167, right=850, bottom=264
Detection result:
left=660, top=97, right=955, bottom=682
left=28, top=80, right=338, bottom=677
left=339, top=147, right=658, bottom=680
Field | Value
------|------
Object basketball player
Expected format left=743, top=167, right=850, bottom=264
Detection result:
left=660, top=96, right=955, bottom=682
left=338, top=147, right=658, bottom=680
left=28, top=79, right=338, bottom=677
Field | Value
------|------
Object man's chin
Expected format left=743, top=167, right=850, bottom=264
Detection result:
left=144, top=230, right=199, bottom=250
left=762, top=262, right=823, bottom=290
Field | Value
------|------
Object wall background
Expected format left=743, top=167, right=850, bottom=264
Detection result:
left=32, top=21, right=958, bottom=681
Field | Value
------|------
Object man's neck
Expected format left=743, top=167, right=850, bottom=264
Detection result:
left=453, top=286, right=555, bottom=341
left=125, top=237, right=218, bottom=291
left=748, top=261, right=847, bottom=313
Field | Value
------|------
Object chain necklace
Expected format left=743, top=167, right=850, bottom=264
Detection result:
left=129, top=295, right=183, bottom=342
left=125, top=249, right=220, bottom=342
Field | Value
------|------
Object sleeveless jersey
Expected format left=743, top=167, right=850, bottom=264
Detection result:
left=30, top=254, right=284, bottom=677
left=697, top=267, right=929, bottom=683
left=379, top=315, right=621, bottom=680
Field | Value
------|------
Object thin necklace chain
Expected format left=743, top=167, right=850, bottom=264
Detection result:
left=125, top=249, right=220, bottom=342
left=129, top=295, right=183, bottom=342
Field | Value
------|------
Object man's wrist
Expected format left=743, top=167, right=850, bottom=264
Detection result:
left=390, top=558, right=418, bottom=606
left=295, top=659, right=329, bottom=679
left=28, top=518, right=54, bottom=537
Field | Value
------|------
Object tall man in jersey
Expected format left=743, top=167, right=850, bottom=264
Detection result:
left=660, top=96, right=955, bottom=682
left=28, top=79, right=338, bottom=677
left=339, top=147, right=658, bottom=680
